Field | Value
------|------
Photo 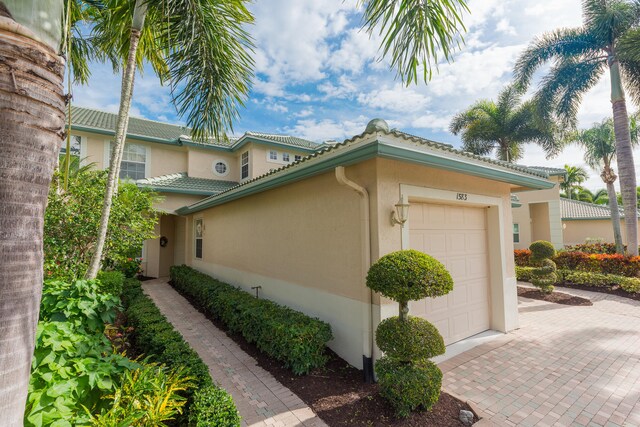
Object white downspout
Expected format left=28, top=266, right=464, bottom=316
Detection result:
left=335, top=166, right=374, bottom=380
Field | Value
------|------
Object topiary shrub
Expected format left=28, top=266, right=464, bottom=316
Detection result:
left=367, top=250, right=453, bottom=418
left=367, top=249, right=453, bottom=320
left=376, top=316, right=444, bottom=361
left=376, top=358, right=443, bottom=417
left=530, top=240, right=556, bottom=262
left=529, top=241, right=557, bottom=294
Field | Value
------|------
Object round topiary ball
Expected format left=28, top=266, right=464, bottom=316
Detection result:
left=529, top=240, right=555, bottom=261
left=366, top=250, right=453, bottom=303
left=375, top=357, right=443, bottom=418
left=376, top=316, right=445, bottom=361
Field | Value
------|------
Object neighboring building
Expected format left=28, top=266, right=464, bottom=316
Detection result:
left=560, top=198, right=639, bottom=246
left=66, top=106, right=319, bottom=277
left=511, top=166, right=566, bottom=250
left=175, top=119, right=555, bottom=370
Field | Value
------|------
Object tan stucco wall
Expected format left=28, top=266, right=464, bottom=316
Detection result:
left=530, top=202, right=551, bottom=242
left=187, top=148, right=238, bottom=181
left=562, top=218, right=639, bottom=246
left=158, top=215, right=176, bottom=277
left=512, top=176, right=563, bottom=249
left=154, top=193, right=206, bottom=214
left=246, top=143, right=311, bottom=180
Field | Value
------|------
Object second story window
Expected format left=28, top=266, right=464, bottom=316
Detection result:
left=269, top=150, right=277, bottom=160
left=294, top=155, right=302, bottom=162
left=109, top=142, right=147, bottom=180
left=241, top=151, right=249, bottom=179
left=282, top=153, right=290, bottom=162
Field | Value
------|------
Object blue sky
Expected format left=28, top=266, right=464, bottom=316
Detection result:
left=73, top=0, right=637, bottom=191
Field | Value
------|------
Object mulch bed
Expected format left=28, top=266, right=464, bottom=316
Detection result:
left=517, top=286, right=592, bottom=306
left=557, top=282, right=640, bottom=302
left=172, top=282, right=478, bottom=426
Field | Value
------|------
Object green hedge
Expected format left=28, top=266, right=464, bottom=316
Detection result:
left=121, top=279, right=240, bottom=426
left=170, top=265, right=333, bottom=375
left=97, top=270, right=125, bottom=297
left=516, top=267, right=640, bottom=294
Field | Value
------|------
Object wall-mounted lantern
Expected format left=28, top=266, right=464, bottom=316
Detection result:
left=391, top=195, right=410, bottom=227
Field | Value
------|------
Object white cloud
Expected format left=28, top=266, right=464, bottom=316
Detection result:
left=266, top=102, right=288, bottom=113
left=357, top=84, right=431, bottom=113
left=496, top=18, right=516, bottom=36
left=411, top=113, right=451, bottom=132
left=295, top=107, right=314, bottom=118
left=284, top=116, right=368, bottom=142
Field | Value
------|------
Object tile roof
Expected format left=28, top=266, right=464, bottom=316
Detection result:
left=136, top=173, right=238, bottom=196
left=70, top=106, right=319, bottom=151
left=72, top=106, right=187, bottom=141
left=178, top=126, right=554, bottom=215
left=527, top=166, right=567, bottom=177
left=560, top=198, right=635, bottom=220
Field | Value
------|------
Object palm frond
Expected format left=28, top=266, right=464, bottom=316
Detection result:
left=513, top=28, right=601, bottom=89
left=535, top=56, right=606, bottom=127
left=619, top=57, right=640, bottom=104
left=583, top=0, right=640, bottom=45
left=159, top=0, right=255, bottom=141
left=359, top=0, right=468, bottom=85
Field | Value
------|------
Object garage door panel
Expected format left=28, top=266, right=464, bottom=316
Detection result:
left=408, top=202, right=490, bottom=345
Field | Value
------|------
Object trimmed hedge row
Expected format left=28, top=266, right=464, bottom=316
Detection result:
left=170, top=265, right=333, bottom=375
left=514, top=249, right=640, bottom=278
left=515, top=267, right=640, bottom=293
left=121, top=279, right=240, bottom=426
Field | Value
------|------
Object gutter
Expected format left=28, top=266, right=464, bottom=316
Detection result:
left=335, top=166, right=375, bottom=383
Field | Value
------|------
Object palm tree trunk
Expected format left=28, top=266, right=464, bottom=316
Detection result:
left=0, top=16, right=65, bottom=425
left=609, top=59, right=638, bottom=256
left=604, top=173, right=624, bottom=254
left=86, top=0, right=148, bottom=279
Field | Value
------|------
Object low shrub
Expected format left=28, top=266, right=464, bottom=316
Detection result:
left=515, top=266, right=535, bottom=281
left=89, top=364, right=192, bottom=426
left=189, top=386, right=242, bottom=427
left=514, top=249, right=531, bottom=267
left=619, top=276, right=640, bottom=293
left=375, top=316, right=444, bottom=361
left=565, top=242, right=618, bottom=254
left=121, top=279, right=240, bottom=425
left=516, top=249, right=640, bottom=278
left=375, top=358, right=443, bottom=418
left=96, top=270, right=125, bottom=297
left=529, top=241, right=557, bottom=294
left=563, top=271, right=613, bottom=288
left=170, top=265, right=333, bottom=375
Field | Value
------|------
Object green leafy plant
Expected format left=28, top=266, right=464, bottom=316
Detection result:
left=529, top=241, right=557, bottom=294
left=515, top=266, right=535, bottom=281
left=44, top=168, right=158, bottom=281
left=89, top=364, right=192, bottom=426
left=366, top=250, right=452, bottom=417
left=188, top=385, right=241, bottom=427
left=170, top=265, right=333, bottom=375
left=96, top=270, right=125, bottom=297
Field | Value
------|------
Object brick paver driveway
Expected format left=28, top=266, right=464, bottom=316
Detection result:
left=440, top=285, right=640, bottom=426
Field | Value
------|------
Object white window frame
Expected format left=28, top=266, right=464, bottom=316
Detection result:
left=266, top=149, right=291, bottom=165
left=241, top=151, right=249, bottom=180
left=104, top=140, right=150, bottom=180
left=269, top=150, right=278, bottom=160
left=212, top=159, right=229, bottom=177
left=282, top=152, right=290, bottom=162
left=194, top=218, right=203, bottom=260
left=513, top=223, right=520, bottom=243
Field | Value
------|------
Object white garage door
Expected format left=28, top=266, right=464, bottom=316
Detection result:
left=408, top=202, right=490, bottom=345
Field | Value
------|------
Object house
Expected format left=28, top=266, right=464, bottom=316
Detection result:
left=560, top=198, right=639, bottom=246
left=511, top=167, right=566, bottom=250
left=174, top=118, right=555, bottom=371
left=67, top=108, right=559, bottom=372
left=66, top=106, right=318, bottom=277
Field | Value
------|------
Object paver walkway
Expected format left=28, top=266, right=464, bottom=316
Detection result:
left=440, top=284, right=640, bottom=427
left=142, top=279, right=328, bottom=427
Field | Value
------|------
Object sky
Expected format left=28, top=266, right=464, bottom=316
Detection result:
left=72, top=0, right=640, bottom=192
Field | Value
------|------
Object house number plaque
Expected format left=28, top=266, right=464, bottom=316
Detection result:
left=456, top=193, right=468, bottom=201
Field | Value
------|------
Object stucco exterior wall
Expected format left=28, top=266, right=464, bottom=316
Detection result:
left=187, top=148, right=238, bottom=181
left=512, top=176, right=563, bottom=249
left=562, top=218, right=638, bottom=246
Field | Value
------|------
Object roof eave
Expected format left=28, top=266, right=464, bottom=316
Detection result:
left=232, top=135, right=318, bottom=153
left=69, top=124, right=182, bottom=146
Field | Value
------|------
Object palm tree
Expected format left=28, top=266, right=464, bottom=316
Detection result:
left=561, top=165, right=589, bottom=200
left=449, top=85, right=560, bottom=162
left=572, top=118, right=638, bottom=253
left=0, top=3, right=65, bottom=424
left=1, top=0, right=473, bottom=420
left=514, top=0, right=640, bottom=255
